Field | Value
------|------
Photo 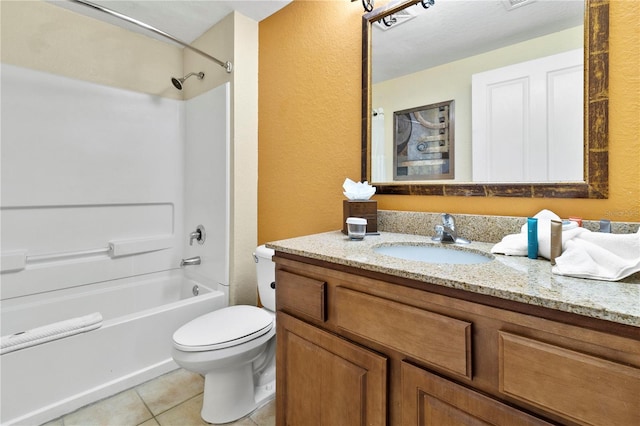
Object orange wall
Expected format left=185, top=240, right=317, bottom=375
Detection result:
left=258, top=0, right=639, bottom=244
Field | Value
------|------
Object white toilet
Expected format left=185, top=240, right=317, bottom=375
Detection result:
left=172, top=245, right=276, bottom=424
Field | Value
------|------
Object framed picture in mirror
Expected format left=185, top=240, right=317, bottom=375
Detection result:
left=393, top=100, right=454, bottom=181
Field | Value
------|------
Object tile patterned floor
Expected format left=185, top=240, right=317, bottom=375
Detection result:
left=41, top=369, right=275, bottom=426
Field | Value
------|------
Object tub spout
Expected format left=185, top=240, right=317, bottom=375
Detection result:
left=180, top=256, right=201, bottom=267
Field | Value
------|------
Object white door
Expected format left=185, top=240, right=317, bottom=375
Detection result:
left=472, top=49, right=583, bottom=182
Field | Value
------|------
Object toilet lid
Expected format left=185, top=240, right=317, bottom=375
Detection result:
left=173, top=305, right=274, bottom=352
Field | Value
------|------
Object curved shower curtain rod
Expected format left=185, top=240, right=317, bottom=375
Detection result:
left=68, top=0, right=233, bottom=73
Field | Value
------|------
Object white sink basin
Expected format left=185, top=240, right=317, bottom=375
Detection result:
left=374, top=244, right=493, bottom=265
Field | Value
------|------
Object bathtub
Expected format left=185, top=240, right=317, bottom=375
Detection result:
left=0, top=270, right=227, bottom=426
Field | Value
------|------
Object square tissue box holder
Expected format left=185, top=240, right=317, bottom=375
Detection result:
left=342, top=200, right=377, bottom=234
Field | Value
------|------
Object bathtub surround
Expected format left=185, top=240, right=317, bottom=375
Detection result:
left=1, top=64, right=185, bottom=295
left=0, top=63, right=230, bottom=424
left=2, top=0, right=260, bottom=307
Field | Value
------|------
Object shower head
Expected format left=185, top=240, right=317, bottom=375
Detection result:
left=171, top=72, right=205, bottom=90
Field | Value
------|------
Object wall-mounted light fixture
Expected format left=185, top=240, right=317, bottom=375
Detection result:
left=353, top=0, right=436, bottom=18
left=421, top=0, right=436, bottom=9
left=352, top=0, right=374, bottom=13
left=367, top=0, right=436, bottom=30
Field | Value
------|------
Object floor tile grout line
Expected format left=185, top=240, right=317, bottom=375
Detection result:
left=133, top=387, right=156, bottom=425
left=135, top=385, right=205, bottom=420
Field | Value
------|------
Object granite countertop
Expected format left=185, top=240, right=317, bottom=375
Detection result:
left=267, top=231, right=640, bottom=327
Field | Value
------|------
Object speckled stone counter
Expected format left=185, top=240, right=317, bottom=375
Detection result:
left=377, top=210, right=640, bottom=243
left=267, top=231, right=640, bottom=327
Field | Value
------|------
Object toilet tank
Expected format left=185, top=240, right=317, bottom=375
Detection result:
left=254, top=245, right=275, bottom=311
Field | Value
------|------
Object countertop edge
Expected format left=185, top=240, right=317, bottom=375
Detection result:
left=267, top=231, right=640, bottom=328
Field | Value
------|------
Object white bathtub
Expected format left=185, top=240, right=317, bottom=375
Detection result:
left=0, top=270, right=227, bottom=426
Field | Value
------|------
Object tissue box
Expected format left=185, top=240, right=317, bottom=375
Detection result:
left=342, top=200, right=377, bottom=234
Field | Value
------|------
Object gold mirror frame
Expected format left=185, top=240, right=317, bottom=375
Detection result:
left=361, top=0, right=609, bottom=198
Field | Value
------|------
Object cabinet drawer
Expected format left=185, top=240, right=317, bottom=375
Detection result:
left=276, top=270, right=326, bottom=322
left=335, top=287, right=472, bottom=378
left=499, top=332, right=640, bottom=426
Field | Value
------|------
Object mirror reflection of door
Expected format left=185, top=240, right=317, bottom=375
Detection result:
left=471, top=49, right=583, bottom=182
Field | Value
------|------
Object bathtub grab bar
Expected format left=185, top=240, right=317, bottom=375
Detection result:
left=109, top=235, right=173, bottom=257
left=27, top=247, right=111, bottom=263
left=1, top=250, right=28, bottom=272
left=1, top=235, right=174, bottom=272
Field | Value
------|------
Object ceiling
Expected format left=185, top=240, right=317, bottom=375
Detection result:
left=51, top=0, right=292, bottom=44
left=50, top=0, right=583, bottom=83
left=372, top=0, right=585, bottom=83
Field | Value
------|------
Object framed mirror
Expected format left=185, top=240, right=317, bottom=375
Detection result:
left=361, top=0, right=609, bottom=198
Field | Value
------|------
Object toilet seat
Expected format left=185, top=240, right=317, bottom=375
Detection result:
left=173, top=305, right=274, bottom=352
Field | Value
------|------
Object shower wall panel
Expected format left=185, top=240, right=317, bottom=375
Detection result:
left=182, top=83, right=231, bottom=289
left=1, top=64, right=185, bottom=299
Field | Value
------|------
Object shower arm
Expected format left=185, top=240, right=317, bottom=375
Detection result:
left=68, top=0, right=233, bottom=73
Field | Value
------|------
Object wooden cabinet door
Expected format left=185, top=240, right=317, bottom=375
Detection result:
left=276, top=312, right=387, bottom=426
left=401, top=362, right=551, bottom=426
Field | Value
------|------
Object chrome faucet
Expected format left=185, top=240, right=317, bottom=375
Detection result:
left=180, top=256, right=201, bottom=267
left=432, top=213, right=470, bottom=244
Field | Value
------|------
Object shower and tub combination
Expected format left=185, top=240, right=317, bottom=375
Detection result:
left=0, top=2, right=235, bottom=424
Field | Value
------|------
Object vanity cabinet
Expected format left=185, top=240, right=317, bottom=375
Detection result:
left=275, top=270, right=387, bottom=426
left=274, top=254, right=640, bottom=426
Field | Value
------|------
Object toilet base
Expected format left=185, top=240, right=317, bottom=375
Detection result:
left=201, top=364, right=275, bottom=424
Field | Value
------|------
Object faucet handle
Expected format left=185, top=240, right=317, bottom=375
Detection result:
left=432, top=224, right=444, bottom=242
left=189, top=225, right=206, bottom=246
left=442, top=213, right=456, bottom=230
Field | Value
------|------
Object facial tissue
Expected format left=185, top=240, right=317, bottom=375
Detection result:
left=343, top=178, right=376, bottom=200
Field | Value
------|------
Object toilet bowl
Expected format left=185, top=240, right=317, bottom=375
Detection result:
left=172, top=245, right=276, bottom=424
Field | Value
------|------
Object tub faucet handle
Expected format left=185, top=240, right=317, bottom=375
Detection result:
left=189, top=225, right=206, bottom=246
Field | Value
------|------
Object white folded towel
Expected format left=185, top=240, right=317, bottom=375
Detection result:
left=552, top=228, right=640, bottom=281
left=491, top=210, right=640, bottom=281
left=1, top=312, right=103, bottom=355
left=491, top=209, right=562, bottom=259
